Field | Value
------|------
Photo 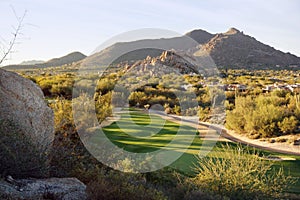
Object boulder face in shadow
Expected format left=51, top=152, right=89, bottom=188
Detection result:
left=0, top=68, right=54, bottom=178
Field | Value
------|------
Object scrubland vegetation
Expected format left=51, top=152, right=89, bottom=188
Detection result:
left=6, top=67, right=298, bottom=199
left=23, top=68, right=300, bottom=141
left=47, top=98, right=299, bottom=199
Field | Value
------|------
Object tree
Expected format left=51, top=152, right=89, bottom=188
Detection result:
left=0, top=8, right=27, bottom=65
left=226, top=95, right=288, bottom=137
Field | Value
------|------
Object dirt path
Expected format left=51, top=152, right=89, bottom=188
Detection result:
left=149, top=110, right=300, bottom=156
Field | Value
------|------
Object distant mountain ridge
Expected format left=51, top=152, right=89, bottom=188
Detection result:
left=4, top=28, right=300, bottom=70
left=3, top=52, right=86, bottom=70
left=195, top=28, right=300, bottom=68
left=83, top=28, right=300, bottom=69
left=82, top=29, right=215, bottom=67
left=20, top=60, right=44, bottom=65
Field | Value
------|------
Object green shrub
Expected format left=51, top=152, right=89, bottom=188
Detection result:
left=49, top=98, right=100, bottom=177
left=184, top=190, right=222, bottom=200
left=199, top=107, right=210, bottom=121
left=173, top=105, right=181, bottom=115
left=86, top=170, right=167, bottom=200
left=96, top=78, right=116, bottom=95
left=192, top=143, right=296, bottom=200
left=278, top=116, right=298, bottom=134
left=128, top=91, right=148, bottom=107
left=226, top=95, right=289, bottom=137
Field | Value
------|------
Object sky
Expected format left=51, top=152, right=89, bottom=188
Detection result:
left=0, top=0, right=299, bottom=66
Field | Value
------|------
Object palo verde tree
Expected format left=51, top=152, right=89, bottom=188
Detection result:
left=0, top=8, right=27, bottom=65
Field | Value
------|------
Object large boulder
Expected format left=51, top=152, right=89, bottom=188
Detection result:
left=0, top=68, right=54, bottom=177
left=0, top=177, right=87, bottom=200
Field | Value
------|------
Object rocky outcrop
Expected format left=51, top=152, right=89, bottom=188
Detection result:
left=122, top=50, right=201, bottom=77
left=0, top=177, right=87, bottom=200
left=0, top=68, right=54, bottom=177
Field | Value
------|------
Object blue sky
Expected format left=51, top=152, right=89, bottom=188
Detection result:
left=0, top=0, right=299, bottom=65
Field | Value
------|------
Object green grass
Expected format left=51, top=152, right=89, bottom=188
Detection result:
left=101, top=111, right=201, bottom=153
left=92, top=109, right=300, bottom=193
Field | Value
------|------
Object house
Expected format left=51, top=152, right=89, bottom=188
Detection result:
left=262, top=83, right=300, bottom=93
left=225, top=84, right=247, bottom=92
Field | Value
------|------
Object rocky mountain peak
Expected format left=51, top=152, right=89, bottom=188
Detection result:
left=225, top=27, right=241, bottom=35
left=185, top=29, right=214, bottom=44
left=195, top=28, right=300, bottom=68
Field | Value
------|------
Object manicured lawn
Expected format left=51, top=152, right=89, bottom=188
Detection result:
left=93, top=109, right=300, bottom=193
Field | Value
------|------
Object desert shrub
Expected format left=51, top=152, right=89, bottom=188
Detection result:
left=275, top=138, right=287, bottom=143
left=173, top=105, right=181, bottom=115
left=225, top=96, right=254, bottom=132
left=199, top=107, right=210, bottom=121
left=38, top=79, right=53, bottom=96
left=249, top=87, right=262, bottom=96
left=226, top=95, right=289, bottom=137
left=95, top=77, right=116, bottom=95
left=0, top=119, right=49, bottom=178
left=164, top=103, right=172, bottom=114
left=128, top=91, right=148, bottom=107
left=148, top=95, right=168, bottom=106
left=183, top=190, right=222, bottom=200
left=224, top=100, right=234, bottom=110
left=50, top=83, right=73, bottom=99
left=49, top=98, right=73, bottom=131
left=49, top=98, right=100, bottom=177
left=35, top=73, right=74, bottom=99
left=225, top=110, right=245, bottom=132
left=192, top=143, right=296, bottom=200
left=287, top=136, right=299, bottom=145
left=143, top=168, right=195, bottom=200
left=86, top=170, right=167, bottom=200
left=245, top=104, right=282, bottom=137
left=95, top=92, right=113, bottom=123
left=278, top=116, right=298, bottom=134
left=197, top=92, right=211, bottom=107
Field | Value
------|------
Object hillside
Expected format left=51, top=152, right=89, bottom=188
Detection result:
left=3, top=51, right=86, bottom=70
left=195, top=28, right=300, bottom=68
left=82, top=28, right=300, bottom=69
left=82, top=30, right=214, bottom=67
left=20, top=60, right=44, bottom=65
left=185, top=29, right=214, bottom=44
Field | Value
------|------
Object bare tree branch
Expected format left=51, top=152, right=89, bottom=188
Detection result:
left=0, top=8, right=27, bottom=65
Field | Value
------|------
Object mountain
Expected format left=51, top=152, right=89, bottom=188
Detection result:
left=45, top=51, right=86, bottom=67
left=4, top=28, right=300, bottom=71
left=82, top=30, right=215, bottom=67
left=194, top=28, right=300, bottom=68
left=20, top=60, right=44, bottom=65
left=185, top=29, right=214, bottom=44
left=82, top=28, right=300, bottom=69
left=3, top=51, right=86, bottom=70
